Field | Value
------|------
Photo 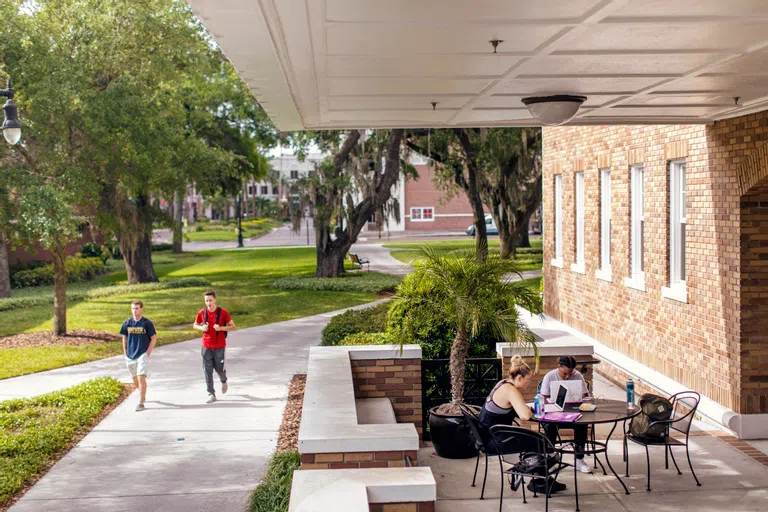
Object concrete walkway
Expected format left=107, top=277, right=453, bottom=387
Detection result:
left=6, top=301, right=385, bottom=512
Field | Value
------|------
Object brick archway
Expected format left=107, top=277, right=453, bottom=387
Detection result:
left=737, top=142, right=768, bottom=196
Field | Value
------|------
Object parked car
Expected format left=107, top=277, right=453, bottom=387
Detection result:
left=466, top=215, right=498, bottom=236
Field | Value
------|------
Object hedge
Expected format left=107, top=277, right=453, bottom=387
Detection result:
left=273, top=272, right=400, bottom=294
left=11, top=257, right=107, bottom=289
left=321, top=303, right=390, bottom=346
left=339, top=331, right=395, bottom=346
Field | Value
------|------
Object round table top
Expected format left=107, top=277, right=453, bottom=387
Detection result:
left=530, top=398, right=641, bottom=425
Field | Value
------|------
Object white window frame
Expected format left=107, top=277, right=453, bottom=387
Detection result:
left=410, top=207, right=434, bottom=222
left=552, top=175, right=563, bottom=268
left=571, top=172, right=585, bottom=274
left=596, top=169, right=612, bottom=282
left=625, top=165, right=646, bottom=291
left=663, top=160, right=688, bottom=303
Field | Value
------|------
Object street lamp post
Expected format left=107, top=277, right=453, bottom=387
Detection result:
left=236, top=193, right=244, bottom=248
left=1, top=79, right=22, bottom=145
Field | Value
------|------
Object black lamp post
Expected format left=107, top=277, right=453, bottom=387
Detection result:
left=236, top=193, right=244, bottom=248
left=0, top=79, right=21, bottom=145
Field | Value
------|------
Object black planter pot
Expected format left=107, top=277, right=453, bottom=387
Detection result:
left=428, top=406, right=478, bottom=459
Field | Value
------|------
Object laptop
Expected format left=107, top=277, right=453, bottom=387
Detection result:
left=544, top=385, right=568, bottom=413
left=549, top=380, right=584, bottom=405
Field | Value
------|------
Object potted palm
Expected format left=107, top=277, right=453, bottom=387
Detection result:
left=391, top=244, right=542, bottom=458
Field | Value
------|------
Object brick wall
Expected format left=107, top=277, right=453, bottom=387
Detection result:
left=300, top=450, right=418, bottom=470
left=542, top=111, right=768, bottom=415
left=351, top=358, right=423, bottom=439
left=404, top=164, right=485, bottom=231
left=369, top=503, right=435, bottom=512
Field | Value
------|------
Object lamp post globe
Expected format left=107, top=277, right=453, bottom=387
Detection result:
left=1, top=79, right=21, bottom=145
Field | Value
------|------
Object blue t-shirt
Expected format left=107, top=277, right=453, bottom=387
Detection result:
left=119, top=317, right=156, bottom=360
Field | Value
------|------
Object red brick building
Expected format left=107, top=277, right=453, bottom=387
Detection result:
left=542, top=111, right=768, bottom=438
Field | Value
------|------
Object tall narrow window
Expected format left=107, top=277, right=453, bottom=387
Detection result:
left=571, top=172, right=585, bottom=273
left=664, top=160, right=687, bottom=302
left=626, top=165, right=645, bottom=291
left=597, top=169, right=611, bottom=281
left=552, top=175, right=563, bottom=267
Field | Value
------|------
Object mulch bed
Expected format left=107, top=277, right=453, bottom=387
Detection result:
left=1, top=383, right=134, bottom=512
left=276, top=374, right=306, bottom=452
left=0, top=329, right=121, bottom=350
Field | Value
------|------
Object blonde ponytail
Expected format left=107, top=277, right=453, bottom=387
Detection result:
left=508, top=354, right=532, bottom=380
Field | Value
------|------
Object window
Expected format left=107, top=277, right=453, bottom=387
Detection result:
left=625, top=165, right=645, bottom=291
left=410, top=207, right=434, bottom=222
left=248, top=185, right=255, bottom=196
left=663, top=160, right=687, bottom=302
left=273, top=187, right=279, bottom=195
left=261, top=185, right=268, bottom=195
left=596, top=169, right=612, bottom=281
left=552, top=175, right=563, bottom=267
left=290, top=169, right=299, bottom=180
left=571, top=172, right=585, bottom=273
left=308, top=170, right=315, bottom=178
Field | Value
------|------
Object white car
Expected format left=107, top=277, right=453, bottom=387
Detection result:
left=466, top=215, right=498, bottom=236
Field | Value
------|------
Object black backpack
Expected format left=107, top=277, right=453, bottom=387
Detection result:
left=630, top=393, right=673, bottom=439
left=203, top=307, right=227, bottom=339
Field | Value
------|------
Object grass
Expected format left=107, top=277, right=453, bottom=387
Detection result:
left=0, top=377, right=125, bottom=507
left=384, top=237, right=543, bottom=271
left=1, top=247, right=382, bottom=379
left=519, top=276, right=542, bottom=291
left=185, top=219, right=282, bottom=242
left=246, top=450, right=300, bottom=512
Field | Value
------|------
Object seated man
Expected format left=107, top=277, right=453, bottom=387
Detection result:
left=540, top=356, right=591, bottom=474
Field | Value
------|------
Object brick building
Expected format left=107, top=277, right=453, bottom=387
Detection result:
left=542, top=111, right=768, bottom=438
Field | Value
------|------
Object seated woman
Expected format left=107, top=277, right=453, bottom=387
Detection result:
left=478, top=355, right=566, bottom=494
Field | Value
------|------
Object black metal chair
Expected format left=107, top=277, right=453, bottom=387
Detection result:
left=623, top=391, right=702, bottom=491
left=489, top=425, right=571, bottom=512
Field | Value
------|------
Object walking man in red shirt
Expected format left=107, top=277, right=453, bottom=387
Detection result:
left=193, top=290, right=236, bottom=403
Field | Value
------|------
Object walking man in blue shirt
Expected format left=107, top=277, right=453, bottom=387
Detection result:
left=120, top=300, right=157, bottom=412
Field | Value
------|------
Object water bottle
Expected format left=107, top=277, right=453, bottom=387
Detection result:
left=534, top=393, right=543, bottom=418
left=627, top=379, right=635, bottom=409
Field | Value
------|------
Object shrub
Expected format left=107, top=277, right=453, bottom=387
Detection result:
left=273, top=272, right=400, bottom=294
left=151, top=242, right=173, bottom=252
left=321, top=303, right=390, bottom=346
left=340, top=331, right=395, bottom=346
left=80, top=243, right=109, bottom=264
left=246, top=450, right=300, bottom=512
left=11, top=257, right=107, bottom=289
left=387, top=273, right=500, bottom=359
left=0, top=377, right=124, bottom=506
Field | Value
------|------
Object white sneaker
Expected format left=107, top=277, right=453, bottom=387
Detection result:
left=575, top=459, right=592, bottom=474
left=221, top=382, right=228, bottom=394
left=206, top=394, right=216, bottom=404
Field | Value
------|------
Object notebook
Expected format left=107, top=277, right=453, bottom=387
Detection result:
left=541, top=411, right=582, bottom=422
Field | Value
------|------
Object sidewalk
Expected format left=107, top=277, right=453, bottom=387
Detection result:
left=6, top=301, right=385, bottom=512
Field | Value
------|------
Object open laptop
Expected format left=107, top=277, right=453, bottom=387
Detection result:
left=549, top=380, right=584, bottom=404
left=544, top=385, right=568, bottom=412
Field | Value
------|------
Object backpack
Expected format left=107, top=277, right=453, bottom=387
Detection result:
left=630, top=393, right=673, bottom=439
left=203, top=307, right=227, bottom=339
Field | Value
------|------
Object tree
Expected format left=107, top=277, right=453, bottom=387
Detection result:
left=477, top=128, right=542, bottom=258
left=405, top=129, right=489, bottom=261
left=291, top=129, right=406, bottom=277
left=391, top=243, right=541, bottom=415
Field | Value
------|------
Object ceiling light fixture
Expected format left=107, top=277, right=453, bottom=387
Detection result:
left=521, top=95, right=587, bottom=126
left=431, top=101, right=437, bottom=111
left=489, top=39, right=503, bottom=53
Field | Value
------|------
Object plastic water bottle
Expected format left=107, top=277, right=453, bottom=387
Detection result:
left=534, top=393, right=543, bottom=418
left=627, top=379, right=635, bottom=409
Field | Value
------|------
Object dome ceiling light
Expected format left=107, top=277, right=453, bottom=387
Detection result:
left=521, top=95, right=587, bottom=126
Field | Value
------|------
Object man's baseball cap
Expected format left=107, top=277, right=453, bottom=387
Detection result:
left=558, top=355, right=577, bottom=369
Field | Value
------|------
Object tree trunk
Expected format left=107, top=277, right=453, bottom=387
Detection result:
left=51, top=245, right=67, bottom=336
left=454, top=129, right=488, bottom=261
left=0, top=232, right=10, bottom=298
left=499, top=225, right=518, bottom=259
left=437, top=327, right=470, bottom=415
left=518, top=219, right=530, bottom=248
left=315, top=244, right=346, bottom=277
left=172, top=189, right=184, bottom=254
left=120, top=230, right=158, bottom=284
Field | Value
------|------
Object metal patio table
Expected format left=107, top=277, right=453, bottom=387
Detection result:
left=529, top=399, right=641, bottom=512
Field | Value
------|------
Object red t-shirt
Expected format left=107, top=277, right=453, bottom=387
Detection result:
left=195, top=307, right=232, bottom=349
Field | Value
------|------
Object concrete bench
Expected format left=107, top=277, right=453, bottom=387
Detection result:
left=288, top=467, right=436, bottom=512
left=356, top=398, right=397, bottom=425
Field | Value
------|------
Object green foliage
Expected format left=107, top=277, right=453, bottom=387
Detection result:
left=321, top=303, right=390, bottom=346
left=340, top=331, right=395, bottom=346
left=246, top=450, right=301, bottom=512
left=80, top=243, right=110, bottom=264
left=0, top=277, right=210, bottom=312
left=151, top=243, right=174, bottom=252
left=11, top=257, right=107, bottom=289
left=0, top=377, right=124, bottom=505
left=273, top=272, right=400, bottom=294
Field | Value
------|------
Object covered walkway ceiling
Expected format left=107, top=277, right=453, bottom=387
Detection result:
left=188, top=0, right=768, bottom=131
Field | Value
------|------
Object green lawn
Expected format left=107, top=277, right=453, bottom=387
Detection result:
left=185, top=219, right=283, bottom=242
left=1, top=248, right=380, bottom=379
left=384, top=237, right=543, bottom=271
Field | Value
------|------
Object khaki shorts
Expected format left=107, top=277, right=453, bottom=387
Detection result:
left=126, top=353, right=149, bottom=377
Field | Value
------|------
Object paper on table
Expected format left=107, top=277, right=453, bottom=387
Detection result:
left=541, top=412, right=582, bottom=422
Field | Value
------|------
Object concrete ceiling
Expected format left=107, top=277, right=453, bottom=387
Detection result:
left=187, top=0, right=768, bottom=131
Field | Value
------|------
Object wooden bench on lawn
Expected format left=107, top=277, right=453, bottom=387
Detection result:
left=349, top=253, right=370, bottom=271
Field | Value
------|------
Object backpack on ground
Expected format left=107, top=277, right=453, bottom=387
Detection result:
left=630, top=393, right=673, bottom=439
left=204, top=307, right=227, bottom=339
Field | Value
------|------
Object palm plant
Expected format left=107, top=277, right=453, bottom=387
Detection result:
left=392, top=242, right=542, bottom=415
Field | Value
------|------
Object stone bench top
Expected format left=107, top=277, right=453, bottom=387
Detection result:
left=288, top=467, right=436, bottom=512
left=495, top=307, right=595, bottom=358
left=356, top=398, right=397, bottom=425
left=298, top=345, right=421, bottom=454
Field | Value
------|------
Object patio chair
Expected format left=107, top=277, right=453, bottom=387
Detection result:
left=459, top=404, right=518, bottom=500
left=623, top=391, right=702, bottom=491
left=489, top=425, right=571, bottom=512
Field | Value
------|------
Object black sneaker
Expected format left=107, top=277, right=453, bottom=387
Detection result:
left=510, top=474, right=523, bottom=492
left=527, top=478, right=566, bottom=494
